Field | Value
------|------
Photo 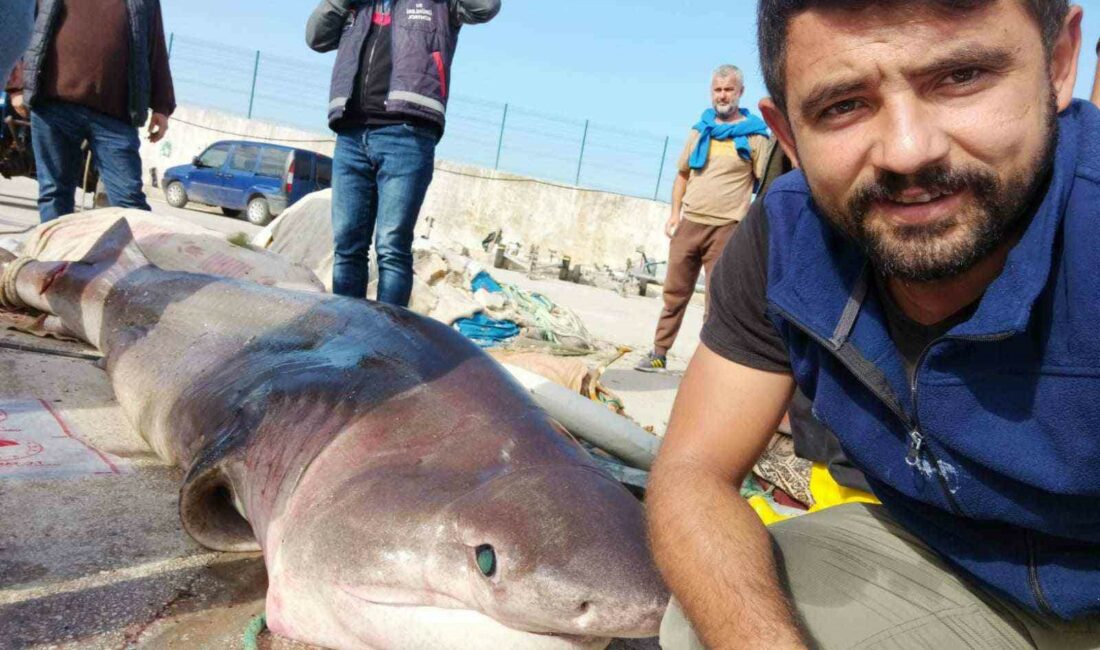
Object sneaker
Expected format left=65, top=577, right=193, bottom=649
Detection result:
left=634, top=351, right=668, bottom=373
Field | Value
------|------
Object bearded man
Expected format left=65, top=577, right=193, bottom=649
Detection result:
left=647, top=1, right=1100, bottom=648
left=635, top=65, right=770, bottom=373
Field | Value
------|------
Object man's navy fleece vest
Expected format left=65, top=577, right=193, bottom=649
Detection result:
left=762, top=100, right=1100, bottom=620
left=327, top=0, right=458, bottom=131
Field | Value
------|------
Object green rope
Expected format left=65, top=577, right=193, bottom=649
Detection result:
left=740, top=474, right=774, bottom=500
left=499, top=284, right=594, bottom=353
left=242, top=612, right=267, bottom=650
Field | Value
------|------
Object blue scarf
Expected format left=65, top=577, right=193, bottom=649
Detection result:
left=688, top=108, right=770, bottom=170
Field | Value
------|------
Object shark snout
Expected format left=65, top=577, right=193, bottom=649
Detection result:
left=549, top=590, right=666, bottom=638
left=449, top=464, right=669, bottom=639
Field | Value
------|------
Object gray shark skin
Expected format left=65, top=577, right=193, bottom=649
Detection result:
left=3, top=221, right=668, bottom=650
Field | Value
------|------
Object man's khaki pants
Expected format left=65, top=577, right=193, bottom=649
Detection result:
left=654, top=219, right=736, bottom=355
left=660, top=504, right=1100, bottom=649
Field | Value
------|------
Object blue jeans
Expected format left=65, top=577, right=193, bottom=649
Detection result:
left=331, top=123, right=436, bottom=306
left=0, top=0, right=33, bottom=81
left=30, top=100, right=150, bottom=222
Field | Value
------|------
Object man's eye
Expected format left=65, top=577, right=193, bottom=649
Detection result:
left=822, top=100, right=862, bottom=118
left=945, top=68, right=982, bottom=85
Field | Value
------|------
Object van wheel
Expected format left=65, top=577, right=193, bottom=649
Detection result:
left=165, top=182, right=188, bottom=208
left=246, top=196, right=272, bottom=226
left=221, top=207, right=241, bottom=217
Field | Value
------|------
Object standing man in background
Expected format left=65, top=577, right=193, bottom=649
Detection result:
left=307, top=0, right=501, bottom=306
left=0, top=0, right=34, bottom=81
left=5, top=0, right=175, bottom=222
left=636, top=65, right=769, bottom=372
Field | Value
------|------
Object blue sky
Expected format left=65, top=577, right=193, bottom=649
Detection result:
left=161, top=0, right=1100, bottom=140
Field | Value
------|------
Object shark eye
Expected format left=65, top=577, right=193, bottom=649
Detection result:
left=475, top=544, right=496, bottom=578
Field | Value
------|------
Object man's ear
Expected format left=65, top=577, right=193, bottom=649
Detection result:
left=1051, top=5, right=1083, bottom=111
left=759, top=97, right=800, bottom=168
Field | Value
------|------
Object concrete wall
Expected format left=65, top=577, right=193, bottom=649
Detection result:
left=140, top=106, right=671, bottom=269
left=417, top=164, right=670, bottom=270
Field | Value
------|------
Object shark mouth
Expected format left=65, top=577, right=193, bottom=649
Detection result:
left=324, top=586, right=609, bottom=650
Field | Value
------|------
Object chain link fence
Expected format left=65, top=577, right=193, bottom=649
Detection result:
left=168, top=34, right=679, bottom=202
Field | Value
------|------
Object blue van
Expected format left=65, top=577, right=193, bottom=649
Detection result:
left=161, top=140, right=333, bottom=225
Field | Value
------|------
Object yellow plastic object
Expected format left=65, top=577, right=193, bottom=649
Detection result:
left=747, top=495, right=793, bottom=526
left=749, top=464, right=880, bottom=527
left=807, top=463, right=879, bottom=513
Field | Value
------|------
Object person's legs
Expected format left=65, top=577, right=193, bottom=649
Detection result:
left=368, top=124, right=435, bottom=307
left=29, top=101, right=86, bottom=221
left=659, top=504, right=1053, bottom=650
left=83, top=106, right=150, bottom=211
left=653, top=220, right=707, bottom=356
left=330, top=127, right=378, bottom=299
left=700, top=220, right=737, bottom=319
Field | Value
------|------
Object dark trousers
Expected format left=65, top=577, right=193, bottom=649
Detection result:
left=654, top=219, right=737, bottom=355
left=30, top=100, right=150, bottom=222
left=331, top=123, right=436, bottom=306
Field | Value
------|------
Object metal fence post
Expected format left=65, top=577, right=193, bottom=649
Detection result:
left=247, top=50, right=261, bottom=119
left=653, top=135, right=670, bottom=200
left=494, top=103, right=509, bottom=170
left=167, top=33, right=174, bottom=58
left=574, top=119, right=589, bottom=186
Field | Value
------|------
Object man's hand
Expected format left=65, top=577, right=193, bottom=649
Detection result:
left=665, top=213, right=681, bottom=239
left=648, top=345, right=806, bottom=649
left=9, top=92, right=28, bottom=119
left=148, top=113, right=169, bottom=143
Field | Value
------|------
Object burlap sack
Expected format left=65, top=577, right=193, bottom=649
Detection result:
left=20, top=209, right=324, bottom=293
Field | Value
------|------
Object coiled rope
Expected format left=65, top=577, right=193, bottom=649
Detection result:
left=0, top=256, right=33, bottom=310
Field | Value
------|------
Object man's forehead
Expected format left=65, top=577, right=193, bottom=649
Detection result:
left=783, top=1, right=1035, bottom=97
left=712, top=75, right=741, bottom=87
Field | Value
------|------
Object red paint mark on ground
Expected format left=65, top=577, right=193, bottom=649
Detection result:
left=0, top=439, right=18, bottom=447
left=37, top=399, right=120, bottom=475
left=0, top=409, right=22, bottom=432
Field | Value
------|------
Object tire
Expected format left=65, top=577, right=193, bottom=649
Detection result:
left=165, top=181, right=188, bottom=208
left=221, top=207, right=241, bottom=217
left=246, top=196, right=272, bottom=226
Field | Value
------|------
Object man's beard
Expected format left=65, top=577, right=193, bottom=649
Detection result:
left=816, top=96, right=1059, bottom=283
left=714, top=103, right=736, bottom=118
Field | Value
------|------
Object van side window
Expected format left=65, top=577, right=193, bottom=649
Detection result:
left=199, top=143, right=232, bottom=168
left=229, top=145, right=261, bottom=173
left=257, top=148, right=289, bottom=178
left=315, top=157, right=333, bottom=188
left=294, top=152, right=312, bottom=180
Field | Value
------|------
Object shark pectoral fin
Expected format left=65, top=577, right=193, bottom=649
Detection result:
left=76, top=218, right=154, bottom=271
left=180, top=460, right=261, bottom=553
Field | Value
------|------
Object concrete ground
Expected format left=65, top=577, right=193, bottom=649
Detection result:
left=0, top=176, right=693, bottom=649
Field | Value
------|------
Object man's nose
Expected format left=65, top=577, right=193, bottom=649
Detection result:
left=870, top=97, right=950, bottom=177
